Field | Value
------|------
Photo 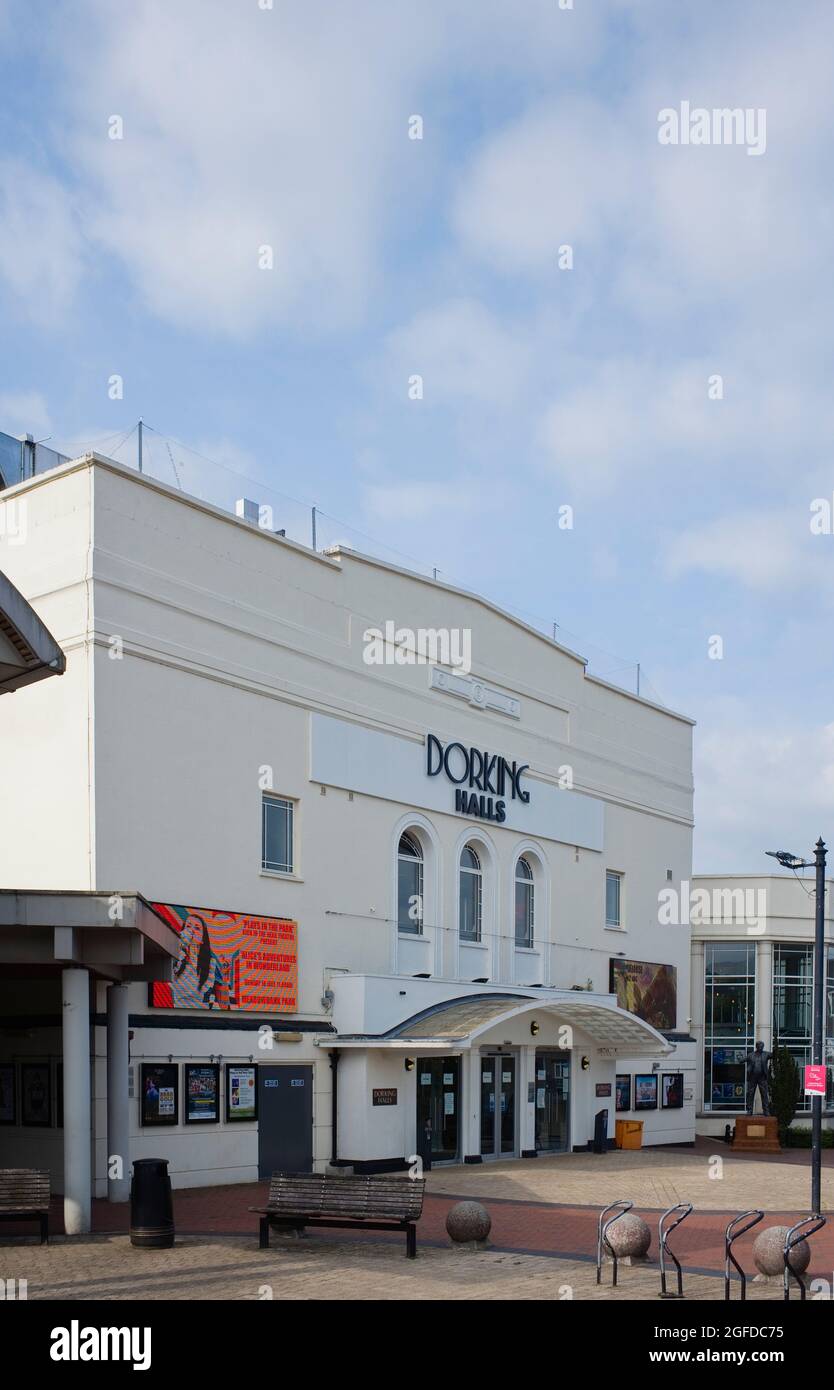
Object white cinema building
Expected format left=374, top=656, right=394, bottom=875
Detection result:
left=0, top=450, right=696, bottom=1231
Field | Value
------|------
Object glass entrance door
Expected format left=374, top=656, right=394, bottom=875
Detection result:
left=535, top=1051, right=570, bottom=1152
left=416, top=1056, right=460, bottom=1163
left=480, top=1053, right=517, bottom=1158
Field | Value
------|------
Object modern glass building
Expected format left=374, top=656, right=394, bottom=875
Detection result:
left=691, top=876, right=834, bottom=1131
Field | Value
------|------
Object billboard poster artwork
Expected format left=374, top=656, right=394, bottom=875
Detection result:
left=609, top=958, right=677, bottom=1031
left=150, top=904, right=298, bottom=1013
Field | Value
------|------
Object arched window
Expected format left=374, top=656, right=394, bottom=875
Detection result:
left=459, top=844, right=482, bottom=942
left=397, top=832, right=424, bottom=935
left=515, top=856, right=535, bottom=948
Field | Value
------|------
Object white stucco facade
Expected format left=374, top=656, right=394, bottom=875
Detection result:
left=0, top=453, right=696, bottom=1198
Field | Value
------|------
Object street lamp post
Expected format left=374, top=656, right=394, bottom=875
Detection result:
left=766, top=841, right=827, bottom=1215
left=811, top=839, right=826, bottom=1216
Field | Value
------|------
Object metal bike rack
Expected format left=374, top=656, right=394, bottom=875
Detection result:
left=724, top=1209, right=763, bottom=1301
left=596, top=1199, right=633, bottom=1288
left=783, top=1214, right=826, bottom=1302
left=658, top=1202, right=693, bottom=1298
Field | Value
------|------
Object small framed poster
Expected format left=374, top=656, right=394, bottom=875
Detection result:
left=662, top=1073, right=684, bottom=1109
left=615, top=1074, right=631, bottom=1113
left=0, top=1064, right=16, bottom=1125
left=141, top=1063, right=179, bottom=1126
left=595, top=1083, right=612, bottom=1098
left=185, top=1064, right=220, bottom=1124
left=634, top=1074, right=658, bottom=1111
left=225, top=1063, right=257, bottom=1122
left=21, top=1064, right=51, bottom=1126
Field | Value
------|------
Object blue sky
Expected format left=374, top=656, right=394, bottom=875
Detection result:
left=1, top=0, right=833, bottom=873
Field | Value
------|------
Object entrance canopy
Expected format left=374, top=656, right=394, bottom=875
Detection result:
left=0, top=570, right=66, bottom=694
left=0, top=890, right=179, bottom=983
left=324, top=990, right=674, bottom=1056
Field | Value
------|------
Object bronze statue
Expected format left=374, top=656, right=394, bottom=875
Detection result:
left=745, top=1041, right=772, bottom=1115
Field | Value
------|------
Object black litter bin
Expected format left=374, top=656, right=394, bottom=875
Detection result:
left=130, top=1158, right=174, bottom=1248
left=592, top=1108, right=608, bottom=1154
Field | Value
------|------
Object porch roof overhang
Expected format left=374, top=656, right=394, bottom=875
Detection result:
left=0, top=890, right=180, bottom=983
left=0, top=570, right=66, bottom=694
left=319, top=990, right=675, bottom=1056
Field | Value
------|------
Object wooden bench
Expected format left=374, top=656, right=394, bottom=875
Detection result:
left=251, top=1172, right=426, bottom=1258
left=0, top=1169, right=50, bottom=1243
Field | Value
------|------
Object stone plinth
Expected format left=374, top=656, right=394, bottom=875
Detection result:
left=732, top=1115, right=781, bottom=1153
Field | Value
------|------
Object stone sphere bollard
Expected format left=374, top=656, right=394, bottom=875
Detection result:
left=446, top=1200, right=491, bottom=1250
left=605, top=1213, right=652, bottom=1262
left=753, top=1226, right=811, bottom=1278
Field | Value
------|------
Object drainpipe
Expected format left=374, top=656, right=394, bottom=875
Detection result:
left=329, top=1050, right=339, bottom=1165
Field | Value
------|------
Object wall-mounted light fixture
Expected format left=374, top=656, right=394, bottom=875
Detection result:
left=581, top=1055, right=590, bottom=1071
left=530, top=1021, right=540, bottom=1037
left=404, top=1057, right=415, bottom=1073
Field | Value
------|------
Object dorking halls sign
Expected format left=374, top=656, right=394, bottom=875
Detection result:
left=150, top=904, right=297, bottom=1013
left=426, top=734, right=529, bottom=824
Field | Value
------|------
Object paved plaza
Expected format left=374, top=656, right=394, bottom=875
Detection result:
left=2, top=1144, right=832, bottom=1301
left=0, top=1231, right=809, bottom=1302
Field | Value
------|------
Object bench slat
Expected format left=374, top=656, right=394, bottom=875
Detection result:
left=0, top=1169, right=51, bottom=1210
left=0, top=1169, right=51, bottom=1216
left=264, top=1172, right=424, bottom=1222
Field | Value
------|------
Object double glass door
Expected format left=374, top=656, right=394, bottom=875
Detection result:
left=480, top=1053, right=516, bottom=1158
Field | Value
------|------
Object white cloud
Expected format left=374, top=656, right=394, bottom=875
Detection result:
left=0, top=161, right=85, bottom=319
left=452, top=100, right=635, bottom=275
left=382, top=299, right=531, bottom=407
left=695, top=711, right=834, bottom=872
left=664, top=508, right=820, bottom=591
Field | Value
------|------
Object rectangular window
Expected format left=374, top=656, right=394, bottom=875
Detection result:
left=773, top=944, right=813, bottom=1113
left=459, top=871, right=482, bottom=942
left=398, top=856, right=423, bottom=935
left=703, top=942, right=756, bottom=1112
left=261, top=795, right=294, bottom=874
left=605, top=871, right=622, bottom=928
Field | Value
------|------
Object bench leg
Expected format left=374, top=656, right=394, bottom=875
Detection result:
left=406, top=1223, right=416, bottom=1259
left=259, top=1217, right=270, bottom=1250
left=40, top=1214, right=48, bottom=1246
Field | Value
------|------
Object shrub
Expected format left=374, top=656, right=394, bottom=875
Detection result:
left=783, top=1127, right=834, bottom=1149
left=770, top=1048, right=801, bottom=1143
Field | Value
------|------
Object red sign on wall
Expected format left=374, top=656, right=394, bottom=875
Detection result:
left=149, top=903, right=297, bottom=1013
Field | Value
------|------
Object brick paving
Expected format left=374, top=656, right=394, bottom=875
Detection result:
left=2, top=1145, right=832, bottom=1299
left=0, top=1233, right=806, bottom=1302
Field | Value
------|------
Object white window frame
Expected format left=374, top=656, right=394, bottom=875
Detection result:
left=397, top=832, right=424, bottom=936
left=605, top=869, right=623, bottom=929
left=261, top=793, right=295, bottom=875
left=514, top=856, right=535, bottom=949
left=459, top=845, right=483, bottom=943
